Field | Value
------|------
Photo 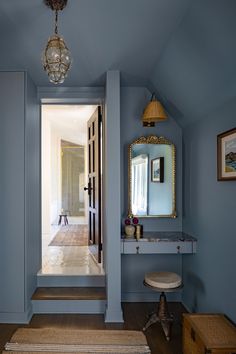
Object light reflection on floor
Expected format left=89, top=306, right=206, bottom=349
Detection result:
left=41, top=225, right=104, bottom=275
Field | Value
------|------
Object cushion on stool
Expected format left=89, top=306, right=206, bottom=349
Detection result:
left=145, top=271, right=182, bottom=289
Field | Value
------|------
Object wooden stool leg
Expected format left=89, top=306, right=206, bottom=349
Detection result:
left=161, top=318, right=173, bottom=342
left=158, top=292, right=173, bottom=341
left=158, top=292, right=170, bottom=318
left=143, top=313, right=159, bottom=331
left=143, top=292, right=173, bottom=341
left=58, top=215, right=62, bottom=225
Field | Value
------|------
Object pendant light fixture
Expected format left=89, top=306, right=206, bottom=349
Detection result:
left=42, top=0, right=72, bottom=84
left=142, top=93, right=167, bottom=127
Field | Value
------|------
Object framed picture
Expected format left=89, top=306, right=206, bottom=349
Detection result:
left=217, top=127, right=236, bottom=181
left=151, top=157, right=164, bottom=183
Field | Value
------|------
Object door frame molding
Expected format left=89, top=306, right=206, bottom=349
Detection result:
left=38, top=79, right=123, bottom=323
left=38, top=86, right=105, bottom=104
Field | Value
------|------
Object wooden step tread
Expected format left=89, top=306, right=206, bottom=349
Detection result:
left=32, top=287, right=106, bottom=301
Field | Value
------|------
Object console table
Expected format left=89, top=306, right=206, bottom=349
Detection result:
left=121, top=232, right=197, bottom=254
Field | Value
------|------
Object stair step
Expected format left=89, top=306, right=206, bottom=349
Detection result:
left=32, top=287, right=106, bottom=301
left=37, top=274, right=106, bottom=287
left=31, top=287, right=106, bottom=314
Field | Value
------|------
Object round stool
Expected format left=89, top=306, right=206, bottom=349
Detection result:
left=58, top=214, right=68, bottom=225
left=143, top=271, right=183, bottom=341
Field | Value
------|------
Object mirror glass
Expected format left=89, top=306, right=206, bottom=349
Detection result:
left=128, top=135, right=176, bottom=217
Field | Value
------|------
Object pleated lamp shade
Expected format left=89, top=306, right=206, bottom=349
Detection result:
left=142, top=95, right=167, bottom=127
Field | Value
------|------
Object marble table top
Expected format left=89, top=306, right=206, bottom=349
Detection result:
left=121, top=231, right=197, bottom=242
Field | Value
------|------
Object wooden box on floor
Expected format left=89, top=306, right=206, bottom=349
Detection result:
left=183, top=313, right=236, bottom=354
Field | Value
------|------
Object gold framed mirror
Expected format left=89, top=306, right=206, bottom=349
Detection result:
left=128, top=135, right=176, bottom=218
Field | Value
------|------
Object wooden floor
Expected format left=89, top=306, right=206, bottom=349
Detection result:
left=0, top=302, right=187, bottom=354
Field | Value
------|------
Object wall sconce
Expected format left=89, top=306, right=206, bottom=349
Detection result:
left=142, top=93, right=167, bottom=127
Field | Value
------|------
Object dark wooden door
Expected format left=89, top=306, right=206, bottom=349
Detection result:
left=85, top=106, right=102, bottom=263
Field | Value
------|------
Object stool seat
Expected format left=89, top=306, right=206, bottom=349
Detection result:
left=145, top=271, right=182, bottom=289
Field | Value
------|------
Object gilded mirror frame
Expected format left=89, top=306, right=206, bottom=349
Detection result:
left=128, top=135, right=177, bottom=218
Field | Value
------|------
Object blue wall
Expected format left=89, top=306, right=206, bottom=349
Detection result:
left=120, top=87, right=183, bottom=301
left=0, top=72, right=40, bottom=323
left=104, top=71, right=123, bottom=322
left=0, top=72, right=25, bottom=315
left=182, top=97, right=236, bottom=323
left=25, top=73, right=41, bottom=309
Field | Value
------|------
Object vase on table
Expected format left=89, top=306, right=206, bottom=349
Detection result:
left=125, top=224, right=135, bottom=238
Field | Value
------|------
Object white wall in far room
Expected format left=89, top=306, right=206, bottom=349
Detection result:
left=41, top=116, right=51, bottom=235
left=50, top=126, right=61, bottom=225
left=41, top=114, right=61, bottom=235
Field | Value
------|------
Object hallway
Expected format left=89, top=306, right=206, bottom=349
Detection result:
left=41, top=225, right=103, bottom=276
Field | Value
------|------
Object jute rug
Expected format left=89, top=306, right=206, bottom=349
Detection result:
left=49, top=225, right=88, bottom=246
left=3, top=328, right=151, bottom=354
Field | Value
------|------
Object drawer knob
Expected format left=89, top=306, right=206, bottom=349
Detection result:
left=177, top=245, right=180, bottom=253
left=136, top=246, right=140, bottom=254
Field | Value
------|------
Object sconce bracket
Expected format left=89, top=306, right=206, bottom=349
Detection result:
left=44, top=0, right=68, bottom=11
left=143, top=122, right=155, bottom=127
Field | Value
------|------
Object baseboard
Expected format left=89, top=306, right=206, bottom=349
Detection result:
left=121, top=291, right=182, bottom=302
left=0, top=305, right=33, bottom=324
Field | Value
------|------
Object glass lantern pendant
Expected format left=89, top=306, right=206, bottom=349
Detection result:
left=42, top=0, right=72, bottom=84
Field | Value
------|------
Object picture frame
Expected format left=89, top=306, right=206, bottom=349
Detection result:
left=217, top=127, right=236, bottom=181
left=151, top=157, right=164, bottom=183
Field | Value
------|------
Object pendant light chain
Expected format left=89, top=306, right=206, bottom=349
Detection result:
left=54, top=9, right=58, bottom=35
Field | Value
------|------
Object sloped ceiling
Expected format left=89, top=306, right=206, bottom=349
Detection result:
left=150, top=0, right=236, bottom=125
left=0, top=0, right=235, bottom=125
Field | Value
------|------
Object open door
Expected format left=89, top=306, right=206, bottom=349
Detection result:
left=84, top=106, right=102, bottom=263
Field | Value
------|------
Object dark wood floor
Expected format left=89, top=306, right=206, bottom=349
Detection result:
left=0, top=302, right=186, bottom=354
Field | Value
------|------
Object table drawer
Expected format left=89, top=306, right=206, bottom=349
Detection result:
left=122, top=241, right=194, bottom=254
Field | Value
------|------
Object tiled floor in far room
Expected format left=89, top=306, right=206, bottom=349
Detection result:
left=41, top=224, right=104, bottom=276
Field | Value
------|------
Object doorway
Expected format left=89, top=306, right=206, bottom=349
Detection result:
left=61, top=139, right=86, bottom=221
left=41, top=104, right=103, bottom=275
